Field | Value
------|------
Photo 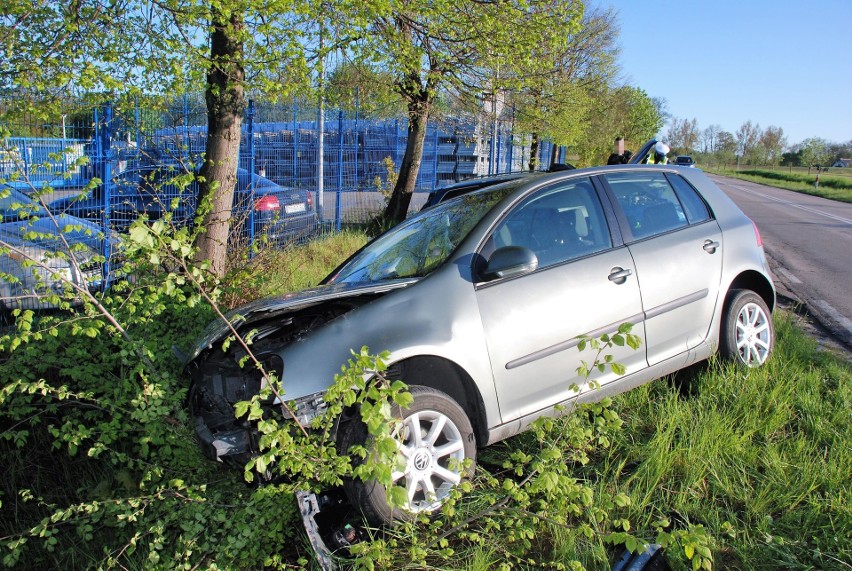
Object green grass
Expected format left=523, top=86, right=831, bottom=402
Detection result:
left=220, top=230, right=369, bottom=308
left=587, top=313, right=851, bottom=569
left=706, top=167, right=852, bottom=203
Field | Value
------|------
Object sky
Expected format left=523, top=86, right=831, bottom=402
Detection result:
left=607, top=0, right=852, bottom=146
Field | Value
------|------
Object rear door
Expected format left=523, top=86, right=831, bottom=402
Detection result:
left=474, top=177, right=647, bottom=423
left=599, top=170, right=723, bottom=365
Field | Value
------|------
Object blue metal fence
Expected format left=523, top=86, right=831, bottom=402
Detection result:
left=1, top=96, right=559, bottom=314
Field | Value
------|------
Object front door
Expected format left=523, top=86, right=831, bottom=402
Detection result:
left=474, top=177, right=647, bottom=423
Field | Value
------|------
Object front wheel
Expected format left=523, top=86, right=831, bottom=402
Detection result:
left=720, top=290, right=774, bottom=367
left=339, top=385, right=476, bottom=525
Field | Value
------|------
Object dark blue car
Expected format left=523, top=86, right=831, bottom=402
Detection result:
left=48, top=166, right=318, bottom=245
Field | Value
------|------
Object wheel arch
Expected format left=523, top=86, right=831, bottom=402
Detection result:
left=387, top=355, right=488, bottom=448
left=724, top=270, right=775, bottom=313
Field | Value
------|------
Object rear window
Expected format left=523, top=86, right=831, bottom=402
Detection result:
left=667, top=174, right=711, bottom=224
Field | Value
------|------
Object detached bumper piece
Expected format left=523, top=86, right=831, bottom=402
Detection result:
left=296, top=488, right=368, bottom=570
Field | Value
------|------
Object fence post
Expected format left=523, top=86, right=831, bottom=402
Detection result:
left=336, top=109, right=343, bottom=231
left=496, top=128, right=502, bottom=174
left=507, top=131, right=513, bottom=172
left=393, top=119, right=400, bottom=170
left=247, top=99, right=256, bottom=252
left=61, top=110, right=68, bottom=176
left=354, top=93, right=359, bottom=191
left=432, top=127, right=439, bottom=190
left=183, top=94, right=189, bottom=163
left=292, top=101, right=298, bottom=186
left=135, top=98, right=141, bottom=161
left=100, top=102, right=113, bottom=288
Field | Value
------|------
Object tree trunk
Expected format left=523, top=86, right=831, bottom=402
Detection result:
left=549, top=143, right=558, bottom=168
left=384, top=92, right=430, bottom=226
left=529, top=132, right=540, bottom=172
left=193, top=6, right=245, bottom=278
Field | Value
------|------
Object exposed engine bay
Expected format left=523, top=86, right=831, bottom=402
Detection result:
left=185, top=295, right=381, bottom=463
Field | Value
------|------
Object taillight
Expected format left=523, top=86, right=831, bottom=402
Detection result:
left=255, top=194, right=280, bottom=212
left=752, top=220, right=763, bottom=247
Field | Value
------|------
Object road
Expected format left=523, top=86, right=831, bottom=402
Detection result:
left=709, top=174, right=852, bottom=347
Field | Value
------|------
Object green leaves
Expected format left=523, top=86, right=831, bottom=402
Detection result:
left=575, top=322, right=642, bottom=382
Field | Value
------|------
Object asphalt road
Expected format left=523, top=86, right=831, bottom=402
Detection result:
left=709, top=173, right=852, bottom=347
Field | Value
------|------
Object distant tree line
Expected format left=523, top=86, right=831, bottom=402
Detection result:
left=661, top=115, right=851, bottom=168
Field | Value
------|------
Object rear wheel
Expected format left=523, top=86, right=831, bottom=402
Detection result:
left=720, top=290, right=774, bottom=367
left=339, top=385, right=476, bottom=525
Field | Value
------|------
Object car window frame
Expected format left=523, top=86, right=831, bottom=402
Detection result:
left=595, top=169, right=714, bottom=244
left=473, top=175, right=620, bottom=284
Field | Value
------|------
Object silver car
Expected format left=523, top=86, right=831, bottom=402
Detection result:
left=185, top=164, right=775, bottom=523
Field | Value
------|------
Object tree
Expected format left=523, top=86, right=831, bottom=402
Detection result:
left=757, top=125, right=786, bottom=166
left=735, top=120, right=762, bottom=165
left=509, top=6, right=619, bottom=170
left=1, top=0, right=385, bottom=276
left=716, top=130, right=738, bottom=164
left=700, top=124, right=723, bottom=154
left=780, top=149, right=802, bottom=167
left=665, top=117, right=699, bottom=155
left=353, top=0, right=581, bottom=226
left=580, top=85, right=662, bottom=166
left=325, top=61, right=405, bottom=120
left=797, top=137, right=833, bottom=167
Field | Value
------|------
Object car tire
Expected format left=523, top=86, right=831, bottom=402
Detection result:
left=339, top=385, right=476, bottom=525
left=720, top=290, right=774, bottom=367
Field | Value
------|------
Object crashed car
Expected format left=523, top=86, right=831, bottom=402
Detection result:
left=185, top=164, right=775, bottom=524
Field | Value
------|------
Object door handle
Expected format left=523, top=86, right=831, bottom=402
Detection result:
left=703, top=240, right=720, bottom=254
left=608, top=267, right=633, bottom=284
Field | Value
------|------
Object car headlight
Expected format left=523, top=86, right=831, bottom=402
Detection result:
left=290, top=391, right=328, bottom=426
left=6, top=244, right=98, bottom=293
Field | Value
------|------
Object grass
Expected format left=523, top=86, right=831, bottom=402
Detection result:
left=587, top=312, right=851, bottom=569
left=705, top=166, right=852, bottom=203
left=219, top=229, right=369, bottom=308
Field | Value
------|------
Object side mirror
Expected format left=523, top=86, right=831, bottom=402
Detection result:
left=483, top=246, right=538, bottom=280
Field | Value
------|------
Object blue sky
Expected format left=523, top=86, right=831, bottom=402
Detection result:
left=608, top=0, right=852, bottom=146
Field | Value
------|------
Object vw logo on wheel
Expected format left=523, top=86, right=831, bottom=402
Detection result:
left=412, top=450, right=431, bottom=471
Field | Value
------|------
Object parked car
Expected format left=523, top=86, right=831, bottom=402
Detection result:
left=48, top=166, right=318, bottom=245
left=675, top=155, right=696, bottom=167
left=0, top=187, right=115, bottom=316
left=185, top=164, right=775, bottom=524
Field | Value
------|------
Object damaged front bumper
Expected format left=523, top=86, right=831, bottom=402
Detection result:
left=189, top=374, right=329, bottom=463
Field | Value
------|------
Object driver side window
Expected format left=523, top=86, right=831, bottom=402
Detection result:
left=489, top=178, right=612, bottom=269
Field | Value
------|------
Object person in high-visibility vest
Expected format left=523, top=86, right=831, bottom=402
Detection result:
left=646, top=141, right=670, bottom=164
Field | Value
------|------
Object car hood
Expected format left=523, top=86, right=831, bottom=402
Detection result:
left=185, top=277, right=420, bottom=364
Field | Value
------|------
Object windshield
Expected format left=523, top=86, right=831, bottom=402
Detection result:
left=328, top=186, right=514, bottom=284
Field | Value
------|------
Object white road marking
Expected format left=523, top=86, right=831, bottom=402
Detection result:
left=814, top=300, right=852, bottom=336
left=777, top=267, right=802, bottom=284
left=725, top=183, right=852, bottom=226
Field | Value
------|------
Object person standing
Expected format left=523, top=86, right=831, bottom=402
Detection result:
left=646, top=141, right=670, bottom=164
